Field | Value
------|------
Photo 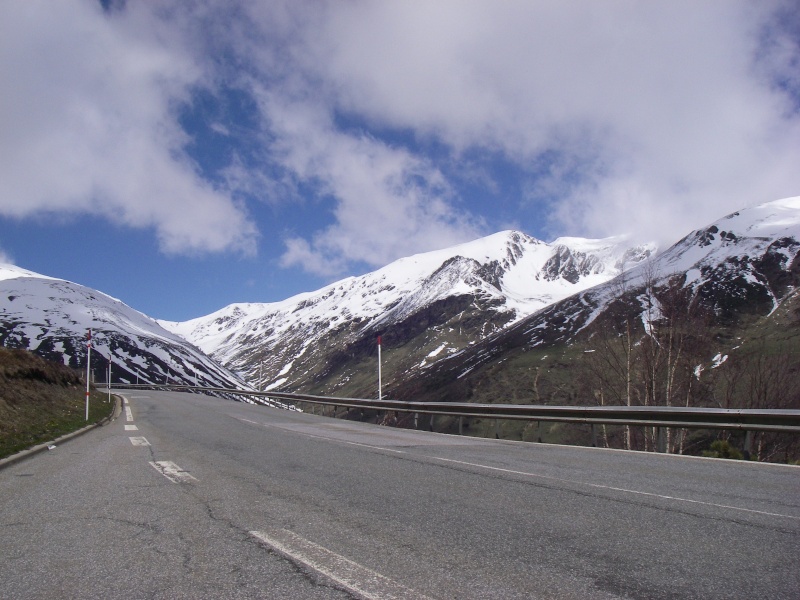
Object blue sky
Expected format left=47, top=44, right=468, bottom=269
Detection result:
left=1, top=1, right=799, bottom=321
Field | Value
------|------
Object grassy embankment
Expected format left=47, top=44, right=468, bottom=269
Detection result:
left=0, top=347, right=113, bottom=460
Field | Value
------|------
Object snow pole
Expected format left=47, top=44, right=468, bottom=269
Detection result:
left=85, top=328, right=92, bottom=421
left=377, top=335, right=382, bottom=401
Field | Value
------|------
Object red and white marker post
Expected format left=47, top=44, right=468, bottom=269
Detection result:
left=85, top=328, right=92, bottom=421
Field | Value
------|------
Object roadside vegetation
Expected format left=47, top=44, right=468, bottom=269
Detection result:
left=577, top=271, right=800, bottom=462
left=0, top=347, right=112, bottom=460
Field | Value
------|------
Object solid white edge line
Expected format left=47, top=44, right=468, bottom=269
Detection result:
left=249, top=529, right=434, bottom=600
left=431, top=456, right=800, bottom=521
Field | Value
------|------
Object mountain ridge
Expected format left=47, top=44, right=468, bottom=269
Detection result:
left=162, top=230, right=655, bottom=394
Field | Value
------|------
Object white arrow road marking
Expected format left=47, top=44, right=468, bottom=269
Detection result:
left=149, top=461, right=198, bottom=484
left=129, top=437, right=150, bottom=446
left=124, top=425, right=138, bottom=431
left=249, top=529, right=435, bottom=600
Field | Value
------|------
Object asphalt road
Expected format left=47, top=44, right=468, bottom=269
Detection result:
left=1, top=390, right=798, bottom=599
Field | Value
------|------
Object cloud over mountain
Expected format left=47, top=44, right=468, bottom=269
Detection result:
left=2, top=0, right=798, bottom=277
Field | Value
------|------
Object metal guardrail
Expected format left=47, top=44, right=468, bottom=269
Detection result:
left=112, top=383, right=800, bottom=434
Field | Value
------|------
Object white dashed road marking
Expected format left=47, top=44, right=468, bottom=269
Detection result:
left=124, top=425, right=138, bottom=431
left=129, top=437, right=150, bottom=446
left=125, top=406, right=133, bottom=422
left=249, top=529, right=434, bottom=600
left=149, top=461, right=198, bottom=483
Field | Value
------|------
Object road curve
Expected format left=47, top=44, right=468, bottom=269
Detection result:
left=1, top=390, right=798, bottom=599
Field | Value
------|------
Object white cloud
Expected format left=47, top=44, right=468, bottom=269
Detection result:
left=278, top=0, right=800, bottom=245
left=0, top=0, right=257, bottom=256
left=0, top=245, right=12, bottom=265
left=186, top=0, right=800, bottom=269
left=259, top=95, right=482, bottom=274
left=4, top=0, right=798, bottom=276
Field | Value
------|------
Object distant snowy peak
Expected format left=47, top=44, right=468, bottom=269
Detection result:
left=692, top=196, right=800, bottom=247
left=559, top=195, right=800, bottom=339
left=660, top=196, right=800, bottom=274
left=0, top=262, right=125, bottom=303
left=723, top=196, right=800, bottom=234
left=385, top=231, right=654, bottom=312
left=172, top=228, right=652, bottom=344
left=0, top=262, right=58, bottom=282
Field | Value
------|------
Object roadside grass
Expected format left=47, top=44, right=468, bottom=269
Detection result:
left=0, top=348, right=114, bottom=460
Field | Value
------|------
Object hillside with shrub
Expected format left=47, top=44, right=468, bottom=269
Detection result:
left=0, top=348, right=111, bottom=459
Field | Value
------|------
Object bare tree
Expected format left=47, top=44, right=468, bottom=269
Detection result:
left=587, top=259, right=716, bottom=453
left=584, top=260, right=647, bottom=450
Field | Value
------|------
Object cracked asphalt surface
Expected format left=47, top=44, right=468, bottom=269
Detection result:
left=1, top=390, right=798, bottom=599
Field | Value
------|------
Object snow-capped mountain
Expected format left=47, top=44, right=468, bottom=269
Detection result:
left=658, top=197, right=800, bottom=318
left=163, top=231, right=654, bottom=396
left=397, top=196, right=800, bottom=403
left=4, top=195, right=795, bottom=411
left=0, top=264, right=250, bottom=390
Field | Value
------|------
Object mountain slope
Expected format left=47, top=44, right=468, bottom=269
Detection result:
left=164, top=231, right=654, bottom=396
left=392, top=196, right=800, bottom=406
left=0, top=264, right=250, bottom=390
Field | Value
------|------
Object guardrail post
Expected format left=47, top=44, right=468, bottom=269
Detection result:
left=414, top=412, right=419, bottom=429
left=743, top=430, right=753, bottom=460
left=494, top=419, right=499, bottom=439
left=429, top=414, right=435, bottom=432
left=657, top=427, right=666, bottom=453
left=536, top=421, right=543, bottom=443
left=591, top=424, right=597, bottom=447
left=458, top=416, right=463, bottom=436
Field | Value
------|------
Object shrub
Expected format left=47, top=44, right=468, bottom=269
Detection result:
left=702, top=439, right=744, bottom=460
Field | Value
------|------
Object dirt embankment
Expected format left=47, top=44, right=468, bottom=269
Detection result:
left=0, top=347, right=111, bottom=459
